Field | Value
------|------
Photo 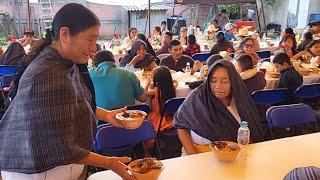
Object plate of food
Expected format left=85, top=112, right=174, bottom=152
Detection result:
left=115, top=110, right=147, bottom=129
left=128, top=158, right=164, bottom=180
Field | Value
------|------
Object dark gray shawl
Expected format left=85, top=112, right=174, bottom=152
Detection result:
left=0, top=47, right=95, bottom=173
left=120, top=39, right=155, bottom=68
left=284, top=166, right=320, bottom=180
left=174, top=60, right=264, bottom=143
left=0, top=42, right=26, bottom=65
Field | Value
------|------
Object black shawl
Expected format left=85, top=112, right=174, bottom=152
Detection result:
left=174, top=60, right=264, bottom=143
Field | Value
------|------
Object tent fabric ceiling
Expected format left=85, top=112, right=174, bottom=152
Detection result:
left=174, top=0, right=256, bottom=5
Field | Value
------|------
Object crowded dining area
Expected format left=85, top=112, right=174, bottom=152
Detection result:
left=0, top=0, right=320, bottom=179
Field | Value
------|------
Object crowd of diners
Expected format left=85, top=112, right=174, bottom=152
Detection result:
left=0, top=4, right=320, bottom=180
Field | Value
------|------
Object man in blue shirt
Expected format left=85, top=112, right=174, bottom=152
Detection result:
left=89, top=50, right=149, bottom=111
left=224, top=23, right=237, bottom=41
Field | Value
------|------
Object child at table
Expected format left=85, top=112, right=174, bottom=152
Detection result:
left=147, top=66, right=176, bottom=131
left=272, top=52, right=302, bottom=104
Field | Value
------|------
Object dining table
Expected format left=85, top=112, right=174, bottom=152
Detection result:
left=88, top=132, right=320, bottom=180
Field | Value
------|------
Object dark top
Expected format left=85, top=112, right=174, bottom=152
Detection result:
left=210, top=41, right=234, bottom=54
left=155, top=43, right=169, bottom=56
left=0, top=47, right=94, bottom=173
left=160, top=55, right=194, bottom=72
left=278, top=67, right=303, bottom=104
left=243, top=72, right=266, bottom=94
left=174, top=60, right=264, bottom=143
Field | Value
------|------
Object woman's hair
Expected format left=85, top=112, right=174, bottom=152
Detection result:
left=284, top=27, right=295, bottom=37
left=187, top=35, right=196, bottom=45
left=153, top=66, right=176, bottom=110
left=235, top=54, right=254, bottom=71
left=306, top=39, right=320, bottom=51
left=136, top=33, right=148, bottom=42
left=239, top=37, right=255, bottom=51
left=22, top=3, right=100, bottom=68
left=206, top=54, right=223, bottom=66
left=128, top=27, right=138, bottom=38
left=281, top=34, right=297, bottom=50
left=153, top=26, right=161, bottom=35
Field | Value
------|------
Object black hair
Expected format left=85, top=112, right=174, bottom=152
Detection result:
left=93, top=50, right=115, bottom=66
left=306, top=39, right=320, bottom=50
left=214, top=19, right=218, bottom=23
left=161, top=21, right=167, bottom=26
left=272, top=52, right=291, bottom=66
left=221, top=9, right=227, bottom=13
left=284, top=28, right=295, bottom=37
left=22, top=3, right=100, bottom=68
left=154, top=26, right=161, bottom=35
left=153, top=66, right=176, bottom=111
left=281, top=35, right=297, bottom=52
left=306, top=40, right=320, bottom=56
left=96, top=43, right=102, bottom=52
left=164, top=31, right=173, bottom=39
left=24, top=28, right=35, bottom=36
left=235, top=54, right=254, bottom=71
left=128, top=27, right=138, bottom=38
left=239, top=37, right=255, bottom=51
left=216, top=31, right=225, bottom=43
left=187, top=34, right=196, bottom=45
left=168, top=39, right=181, bottom=49
left=206, top=54, right=223, bottom=66
left=303, top=31, right=313, bottom=42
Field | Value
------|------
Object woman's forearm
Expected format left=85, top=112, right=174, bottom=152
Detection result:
left=77, top=152, right=113, bottom=168
left=177, top=129, right=198, bottom=155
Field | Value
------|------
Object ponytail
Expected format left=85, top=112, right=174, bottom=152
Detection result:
left=21, top=28, right=53, bottom=69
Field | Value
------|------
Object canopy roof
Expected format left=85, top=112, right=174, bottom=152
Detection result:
left=174, top=0, right=257, bottom=5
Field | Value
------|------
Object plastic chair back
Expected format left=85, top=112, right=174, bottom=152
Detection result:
left=192, top=53, right=212, bottom=62
left=95, top=120, right=155, bottom=152
left=251, top=88, right=289, bottom=105
left=294, top=83, right=320, bottom=99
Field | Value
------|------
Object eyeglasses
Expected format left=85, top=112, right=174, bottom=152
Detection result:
left=244, top=44, right=254, bottom=48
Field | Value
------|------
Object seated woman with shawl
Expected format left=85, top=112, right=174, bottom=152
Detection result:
left=120, top=40, right=157, bottom=71
left=174, top=59, right=264, bottom=155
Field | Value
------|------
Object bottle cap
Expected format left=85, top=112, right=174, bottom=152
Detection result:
left=240, top=121, right=248, bottom=127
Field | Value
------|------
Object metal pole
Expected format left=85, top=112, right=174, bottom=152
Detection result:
left=148, top=0, right=151, bottom=38
left=27, top=0, right=31, bottom=29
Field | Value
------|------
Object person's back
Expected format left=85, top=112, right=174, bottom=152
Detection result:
left=90, top=50, right=145, bottom=110
left=243, top=71, right=265, bottom=94
left=273, top=52, right=302, bottom=104
left=90, top=62, right=142, bottom=109
left=278, top=67, right=302, bottom=103
left=235, top=54, right=265, bottom=94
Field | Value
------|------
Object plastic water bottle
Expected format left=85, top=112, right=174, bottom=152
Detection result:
left=237, top=121, right=250, bottom=159
left=185, top=62, right=191, bottom=76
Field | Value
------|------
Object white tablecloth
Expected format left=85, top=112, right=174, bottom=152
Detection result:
left=88, top=133, right=320, bottom=180
left=265, top=72, right=320, bottom=89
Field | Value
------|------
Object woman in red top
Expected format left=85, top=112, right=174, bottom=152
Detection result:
left=183, top=34, right=201, bottom=57
left=147, top=66, right=176, bottom=131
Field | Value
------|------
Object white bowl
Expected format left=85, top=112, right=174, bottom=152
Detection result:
left=115, top=110, right=147, bottom=129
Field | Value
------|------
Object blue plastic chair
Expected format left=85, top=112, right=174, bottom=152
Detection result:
left=192, top=53, right=212, bottom=62
left=251, top=88, right=289, bottom=105
left=256, top=50, right=271, bottom=59
left=0, top=75, right=15, bottom=89
left=294, top=83, right=320, bottom=99
left=266, top=103, right=318, bottom=138
left=0, top=65, right=21, bottom=76
left=127, top=103, right=150, bottom=114
left=94, top=120, right=156, bottom=156
left=155, top=97, right=185, bottom=159
left=258, top=58, right=271, bottom=63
